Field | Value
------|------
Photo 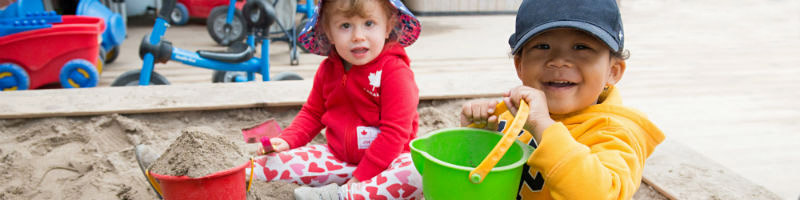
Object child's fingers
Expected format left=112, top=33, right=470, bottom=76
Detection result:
left=487, top=115, right=499, bottom=131
left=471, top=102, right=489, bottom=124
left=270, top=138, right=290, bottom=152
left=503, top=97, right=517, bottom=115
left=461, top=102, right=475, bottom=126
left=487, top=99, right=497, bottom=115
left=460, top=113, right=472, bottom=127
left=461, top=101, right=486, bottom=125
left=508, top=86, right=539, bottom=107
left=255, top=146, right=266, bottom=155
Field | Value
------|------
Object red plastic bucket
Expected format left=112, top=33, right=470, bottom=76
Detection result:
left=148, top=160, right=254, bottom=200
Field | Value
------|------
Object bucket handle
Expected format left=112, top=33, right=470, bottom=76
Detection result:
left=145, top=158, right=257, bottom=197
left=468, top=100, right=529, bottom=184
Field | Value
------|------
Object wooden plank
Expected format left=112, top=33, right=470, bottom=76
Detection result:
left=642, top=139, right=782, bottom=199
left=641, top=176, right=677, bottom=200
left=0, top=80, right=311, bottom=119
left=0, top=71, right=520, bottom=119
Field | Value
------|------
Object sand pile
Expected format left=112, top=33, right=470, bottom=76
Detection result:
left=149, top=126, right=248, bottom=178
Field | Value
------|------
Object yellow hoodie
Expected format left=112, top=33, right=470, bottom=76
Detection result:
left=490, top=86, right=665, bottom=200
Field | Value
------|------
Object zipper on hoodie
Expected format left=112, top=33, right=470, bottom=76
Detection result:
left=341, top=66, right=351, bottom=162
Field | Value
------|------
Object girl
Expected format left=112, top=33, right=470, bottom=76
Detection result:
left=250, top=0, right=423, bottom=199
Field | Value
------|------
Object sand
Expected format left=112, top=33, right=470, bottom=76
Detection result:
left=246, top=180, right=300, bottom=200
left=149, top=126, right=248, bottom=178
left=0, top=99, right=665, bottom=199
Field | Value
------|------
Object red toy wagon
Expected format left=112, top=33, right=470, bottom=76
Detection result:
left=0, top=15, right=105, bottom=91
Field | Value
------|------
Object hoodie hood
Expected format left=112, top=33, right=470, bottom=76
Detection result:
left=552, top=85, right=665, bottom=155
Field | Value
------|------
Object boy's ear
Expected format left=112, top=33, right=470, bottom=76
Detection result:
left=607, top=58, right=626, bottom=85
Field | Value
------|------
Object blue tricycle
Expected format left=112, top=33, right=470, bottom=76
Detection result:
left=110, top=0, right=302, bottom=86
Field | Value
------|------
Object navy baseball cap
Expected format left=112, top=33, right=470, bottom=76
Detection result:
left=509, top=0, right=624, bottom=54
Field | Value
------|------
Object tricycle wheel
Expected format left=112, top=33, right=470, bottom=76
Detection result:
left=212, top=70, right=247, bottom=83
left=0, top=63, right=30, bottom=91
left=105, top=46, right=120, bottom=64
left=60, top=59, right=100, bottom=88
left=272, top=72, right=303, bottom=81
left=207, top=6, right=246, bottom=46
left=111, top=70, right=170, bottom=86
left=170, top=2, right=190, bottom=25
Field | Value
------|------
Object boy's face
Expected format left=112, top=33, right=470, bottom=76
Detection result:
left=325, top=0, right=392, bottom=66
left=514, top=28, right=625, bottom=114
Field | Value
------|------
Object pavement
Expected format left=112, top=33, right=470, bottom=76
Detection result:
left=97, top=0, right=799, bottom=198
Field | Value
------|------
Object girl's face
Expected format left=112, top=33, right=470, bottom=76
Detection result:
left=325, top=0, right=392, bottom=66
left=514, top=28, right=625, bottom=114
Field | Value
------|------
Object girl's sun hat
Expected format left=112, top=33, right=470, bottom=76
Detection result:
left=298, top=0, right=421, bottom=56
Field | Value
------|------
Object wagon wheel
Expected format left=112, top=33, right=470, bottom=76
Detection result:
left=0, top=63, right=30, bottom=91
left=105, top=46, right=120, bottom=64
left=97, top=48, right=106, bottom=74
left=169, top=2, right=190, bottom=25
left=111, top=69, right=170, bottom=86
left=59, top=59, right=100, bottom=88
left=207, top=6, right=246, bottom=46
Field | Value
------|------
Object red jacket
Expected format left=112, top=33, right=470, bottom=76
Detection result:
left=279, top=43, right=419, bottom=180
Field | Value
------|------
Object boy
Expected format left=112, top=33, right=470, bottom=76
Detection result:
left=461, top=0, right=665, bottom=199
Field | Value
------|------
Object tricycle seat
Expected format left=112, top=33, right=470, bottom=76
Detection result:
left=197, top=42, right=254, bottom=63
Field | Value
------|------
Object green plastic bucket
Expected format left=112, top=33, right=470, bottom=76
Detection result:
left=410, top=128, right=533, bottom=200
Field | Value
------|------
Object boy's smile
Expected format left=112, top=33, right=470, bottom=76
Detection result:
left=325, top=0, right=392, bottom=66
left=515, top=28, right=625, bottom=114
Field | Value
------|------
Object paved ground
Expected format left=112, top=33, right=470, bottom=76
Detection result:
left=97, top=0, right=799, bottom=198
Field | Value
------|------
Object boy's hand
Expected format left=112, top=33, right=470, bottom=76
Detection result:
left=257, top=138, right=290, bottom=155
left=460, top=99, right=500, bottom=131
left=504, top=86, right=555, bottom=141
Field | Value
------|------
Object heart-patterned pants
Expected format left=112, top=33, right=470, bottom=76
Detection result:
left=250, top=144, right=423, bottom=199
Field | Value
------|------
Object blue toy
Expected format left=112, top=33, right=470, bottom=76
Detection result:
left=110, top=0, right=302, bottom=86
left=0, top=0, right=45, bottom=18
left=0, top=0, right=61, bottom=37
left=77, top=0, right=127, bottom=64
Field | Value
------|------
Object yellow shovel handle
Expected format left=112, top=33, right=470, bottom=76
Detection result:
left=146, top=169, right=164, bottom=197
left=468, top=100, right=529, bottom=184
left=247, top=157, right=255, bottom=192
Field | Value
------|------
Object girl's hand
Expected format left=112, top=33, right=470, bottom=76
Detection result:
left=460, top=99, right=500, bottom=131
left=257, top=138, right=290, bottom=155
left=503, top=86, right=555, bottom=141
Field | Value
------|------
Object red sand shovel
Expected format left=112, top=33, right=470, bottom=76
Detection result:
left=241, top=119, right=282, bottom=154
